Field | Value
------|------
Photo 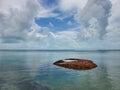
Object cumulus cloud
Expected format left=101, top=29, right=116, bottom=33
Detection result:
left=0, top=0, right=42, bottom=43
left=105, top=0, right=120, bottom=47
left=0, top=0, right=58, bottom=43
left=75, top=0, right=112, bottom=39
left=74, top=0, right=120, bottom=49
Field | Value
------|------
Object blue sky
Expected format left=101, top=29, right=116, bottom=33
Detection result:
left=35, top=16, right=78, bottom=32
left=0, top=0, right=120, bottom=50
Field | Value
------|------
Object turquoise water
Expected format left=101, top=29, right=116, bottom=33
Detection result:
left=0, top=50, right=120, bottom=90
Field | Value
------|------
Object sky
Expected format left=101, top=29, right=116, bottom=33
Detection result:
left=0, top=0, right=120, bottom=50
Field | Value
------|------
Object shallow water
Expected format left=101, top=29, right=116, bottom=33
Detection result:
left=0, top=50, right=120, bottom=90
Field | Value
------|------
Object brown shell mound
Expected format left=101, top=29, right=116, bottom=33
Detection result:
left=53, top=58, right=97, bottom=70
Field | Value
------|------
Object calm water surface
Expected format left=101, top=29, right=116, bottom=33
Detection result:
left=0, top=51, right=120, bottom=90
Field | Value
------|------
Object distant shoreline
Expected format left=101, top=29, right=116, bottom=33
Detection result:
left=0, top=49, right=120, bottom=52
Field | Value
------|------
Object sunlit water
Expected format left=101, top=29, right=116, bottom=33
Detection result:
left=0, top=50, right=120, bottom=90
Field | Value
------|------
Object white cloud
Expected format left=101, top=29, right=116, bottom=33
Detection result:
left=106, top=0, right=120, bottom=46
left=77, top=18, right=100, bottom=41
left=37, top=7, right=58, bottom=18
left=75, top=0, right=112, bottom=39
left=58, top=0, right=87, bottom=12
left=50, top=31, right=80, bottom=49
left=56, top=31, right=77, bottom=40
left=0, top=0, right=42, bottom=43
left=27, top=30, right=80, bottom=49
left=0, top=0, right=58, bottom=43
left=74, top=0, right=120, bottom=49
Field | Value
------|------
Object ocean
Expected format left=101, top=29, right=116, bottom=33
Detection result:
left=0, top=50, right=120, bottom=90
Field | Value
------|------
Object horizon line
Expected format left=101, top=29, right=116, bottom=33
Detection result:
left=0, top=49, right=120, bottom=52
